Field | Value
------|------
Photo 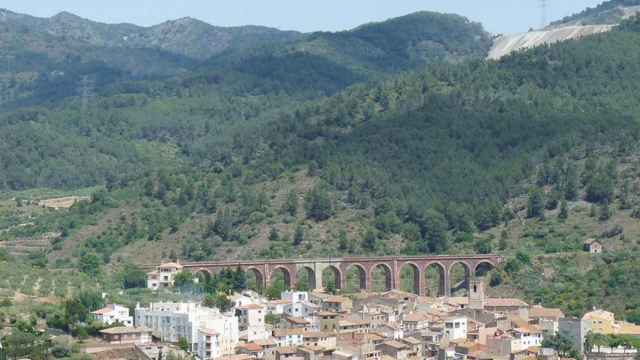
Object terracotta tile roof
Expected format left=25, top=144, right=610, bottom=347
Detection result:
left=486, top=298, right=529, bottom=308
left=302, top=332, right=334, bottom=338
left=402, top=337, right=422, bottom=345
left=447, top=297, right=468, bottom=305
left=239, top=342, right=263, bottom=352
left=285, top=316, right=310, bottom=324
left=382, top=340, right=409, bottom=349
left=92, top=304, right=115, bottom=315
left=617, top=322, right=640, bottom=335
left=254, top=339, right=277, bottom=346
left=339, top=319, right=370, bottom=327
left=100, top=326, right=151, bottom=335
left=238, top=304, right=265, bottom=310
left=200, top=328, right=220, bottom=336
left=315, top=311, right=339, bottom=317
left=381, top=322, right=401, bottom=330
left=529, top=305, right=564, bottom=320
left=270, top=299, right=292, bottom=305
left=159, top=262, right=183, bottom=268
left=221, top=354, right=254, bottom=360
left=275, top=346, right=298, bottom=354
left=364, top=333, right=386, bottom=341
left=512, top=326, right=543, bottom=334
left=404, top=313, right=429, bottom=322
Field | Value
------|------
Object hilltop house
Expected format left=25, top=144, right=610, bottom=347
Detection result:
left=584, top=239, right=603, bottom=254
left=146, top=262, right=183, bottom=289
left=92, top=304, right=133, bottom=326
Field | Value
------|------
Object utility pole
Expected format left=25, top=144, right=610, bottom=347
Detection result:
left=1, top=55, right=15, bottom=106
left=78, top=75, right=95, bottom=117
left=539, top=0, right=548, bottom=29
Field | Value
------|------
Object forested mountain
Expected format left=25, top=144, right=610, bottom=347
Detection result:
left=0, top=8, right=302, bottom=61
left=2, top=6, right=640, bottom=320
left=0, top=9, right=491, bottom=189
left=0, top=9, right=489, bottom=109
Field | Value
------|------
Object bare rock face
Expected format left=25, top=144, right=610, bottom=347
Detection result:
left=488, top=25, right=614, bottom=60
left=488, top=2, right=640, bottom=60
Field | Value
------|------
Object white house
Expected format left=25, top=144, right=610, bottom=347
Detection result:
left=236, top=304, right=269, bottom=342
left=268, top=299, right=291, bottom=315
left=272, top=328, right=305, bottom=347
left=444, top=316, right=468, bottom=340
left=198, top=328, right=222, bottom=360
left=283, top=301, right=320, bottom=320
left=146, top=262, right=183, bottom=289
left=92, top=304, right=133, bottom=326
left=135, top=302, right=238, bottom=354
left=282, top=291, right=309, bottom=304
left=508, top=327, right=544, bottom=352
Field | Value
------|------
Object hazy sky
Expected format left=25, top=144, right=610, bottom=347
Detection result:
left=3, top=0, right=606, bottom=34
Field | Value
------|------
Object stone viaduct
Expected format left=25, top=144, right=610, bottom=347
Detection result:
left=180, top=255, right=503, bottom=297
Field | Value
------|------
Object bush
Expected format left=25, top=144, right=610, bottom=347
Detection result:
left=601, top=225, right=624, bottom=239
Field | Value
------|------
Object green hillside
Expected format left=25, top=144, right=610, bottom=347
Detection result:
left=1, top=10, right=640, bottom=323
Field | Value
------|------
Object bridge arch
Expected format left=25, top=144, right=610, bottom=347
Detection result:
left=195, top=269, right=212, bottom=284
left=270, top=266, right=292, bottom=290
left=344, top=264, right=367, bottom=292
left=370, top=263, right=393, bottom=292
left=296, top=266, right=316, bottom=291
left=424, top=262, right=446, bottom=297
left=322, top=265, right=342, bottom=291
left=245, top=267, right=265, bottom=291
left=474, top=261, right=496, bottom=278
left=399, top=262, right=421, bottom=295
left=449, top=261, right=471, bottom=296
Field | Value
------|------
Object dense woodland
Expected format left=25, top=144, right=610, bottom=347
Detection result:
left=1, top=5, right=640, bottom=325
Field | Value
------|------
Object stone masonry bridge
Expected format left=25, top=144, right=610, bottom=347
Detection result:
left=180, top=255, right=503, bottom=297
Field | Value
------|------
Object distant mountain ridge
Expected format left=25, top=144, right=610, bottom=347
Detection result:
left=0, top=8, right=303, bottom=61
left=0, top=8, right=491, bottom=106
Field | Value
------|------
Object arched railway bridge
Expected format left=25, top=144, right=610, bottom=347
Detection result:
left=174, top=255, right=503, bottom=297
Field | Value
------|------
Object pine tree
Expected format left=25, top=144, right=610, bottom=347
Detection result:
left=527, top=187, right=545, bottom=219
left=564, top=164, right=578, bottom=200
left=619, top=179, right=632, bottom=210
left=304, top=185, right=334, bottom=221
left=362, top=229, right=377, bottom=252
left=269, top=227, right=280, bottom=241
left=283, top=190, right=298, bottom=216
left=294, top=225, right=304, bottom=246
left=559, top=200, right=569, bottom=220
left=338, top=229, right=349, bottom=251
left=498, top=230, right=509, bottom=250
left=599, top=199, right=611, bottom=221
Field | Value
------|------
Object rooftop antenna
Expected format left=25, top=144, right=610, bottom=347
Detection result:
left=539, top=0, right=548, bottom=29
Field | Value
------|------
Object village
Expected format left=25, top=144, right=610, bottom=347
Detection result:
left=77, top=260, right=640, bottom=360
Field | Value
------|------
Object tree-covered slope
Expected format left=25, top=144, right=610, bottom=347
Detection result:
left=0, top=10, right=494, bottom=189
